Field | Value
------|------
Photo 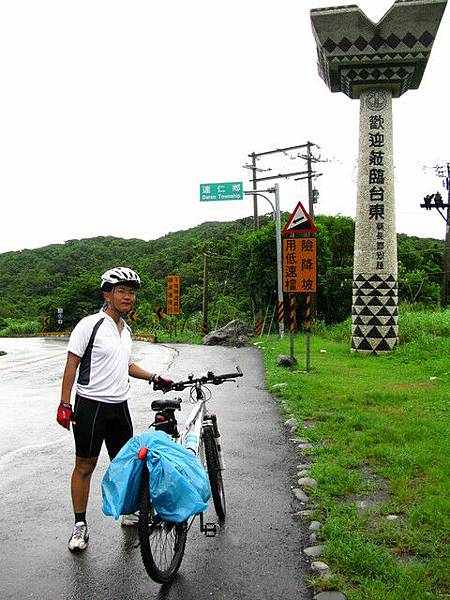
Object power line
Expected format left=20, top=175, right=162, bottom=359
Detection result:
left=244, top=141, right=321, bottom=229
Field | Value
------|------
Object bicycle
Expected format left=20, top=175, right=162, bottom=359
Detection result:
left=137, top=365, right=243, bottom=584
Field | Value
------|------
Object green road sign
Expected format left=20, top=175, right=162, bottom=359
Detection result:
left=200, top=182, right=243, bottom=201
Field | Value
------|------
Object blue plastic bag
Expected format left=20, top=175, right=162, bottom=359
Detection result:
left=102, top=430, right=211, bottom=523
left=101, top=431, right=146, bottom=518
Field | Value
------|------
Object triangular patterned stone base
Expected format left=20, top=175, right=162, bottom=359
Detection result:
left=351, top=273, right=399, bottom=354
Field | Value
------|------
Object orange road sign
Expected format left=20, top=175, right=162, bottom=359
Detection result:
left=283, top=238, right=317, bottom=293
left=128, top=310, right=137, bottom=322
left=155, top=306, right=165, bottom=320
left=166, top=275, right=180, bottom=316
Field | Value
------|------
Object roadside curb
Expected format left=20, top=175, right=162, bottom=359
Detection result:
left=132, top=334, right=157, bottom=343
left=282, top=414, right=348, bottom=600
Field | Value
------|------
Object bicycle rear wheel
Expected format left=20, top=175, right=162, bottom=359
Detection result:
left=138, top=467, right=188, bottom=584
left=203, top=426, right=226, bottom=523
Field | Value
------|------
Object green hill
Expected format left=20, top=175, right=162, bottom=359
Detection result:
left=0, top=215, right=444, bottom=331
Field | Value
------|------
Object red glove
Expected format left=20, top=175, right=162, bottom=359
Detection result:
left=152, top=375, right=174, bottom=392
left=57, top=403, right=72, bottom=430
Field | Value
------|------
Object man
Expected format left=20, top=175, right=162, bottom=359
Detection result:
left=56, top=267, right=172, bottom=551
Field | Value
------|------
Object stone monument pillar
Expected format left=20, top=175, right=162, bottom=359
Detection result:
left=353, top=88, right=398, bottom=353
left=310, top=0, right=447, bottom=354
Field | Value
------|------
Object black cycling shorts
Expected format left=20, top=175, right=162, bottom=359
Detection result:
left=73, top=394, right=133, bottom=459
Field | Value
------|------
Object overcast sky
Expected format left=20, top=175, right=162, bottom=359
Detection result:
left=0, top=0, right=448, bottom=254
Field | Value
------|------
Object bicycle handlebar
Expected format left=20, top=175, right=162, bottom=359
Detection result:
left=163, top=365, right=243, bottom=392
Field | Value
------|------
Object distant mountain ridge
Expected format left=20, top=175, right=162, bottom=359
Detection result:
left=0, top=215, right=444, bottom=326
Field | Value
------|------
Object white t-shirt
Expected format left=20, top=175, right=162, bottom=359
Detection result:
left=68, top=311, right=133, bottom=403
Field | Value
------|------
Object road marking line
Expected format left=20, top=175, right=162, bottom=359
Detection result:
left=0, top=437, right=69, bottom=468
left=0, top=351, right=67, bottom=372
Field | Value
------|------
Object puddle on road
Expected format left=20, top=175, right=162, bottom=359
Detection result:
left=0, top=338, right=175, bottom=464
left=0, top=338, right=68, bottom=371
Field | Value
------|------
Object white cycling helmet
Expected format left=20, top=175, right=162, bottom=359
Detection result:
left=101, top=267, right=141, bottom=290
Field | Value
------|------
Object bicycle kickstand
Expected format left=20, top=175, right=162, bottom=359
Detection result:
left=200, top=513, right=218, bottom=537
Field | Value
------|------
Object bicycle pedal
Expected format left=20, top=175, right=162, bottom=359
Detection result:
left=204, top=522, right=218, bottom=537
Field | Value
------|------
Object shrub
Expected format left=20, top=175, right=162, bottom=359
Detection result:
left=315, top=305, right=450, bottom=347
left=0, top=318, right=41, bottom=336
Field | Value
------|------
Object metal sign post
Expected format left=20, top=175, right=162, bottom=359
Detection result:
left=56, top=307, right=63, bottom=331
left=273, top=184, right=284, bottom=338
left=282, top=203, right=317, bottom=372
left=243, top=187, right=284, bottom=338
left=305, top=294, right=312, bottom=372
left=202, top=255, right=208, bottom=336
left=289, top=294, right=296, bottom=362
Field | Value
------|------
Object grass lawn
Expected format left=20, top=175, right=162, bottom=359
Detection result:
left=257, top=309, right=449, bottom=600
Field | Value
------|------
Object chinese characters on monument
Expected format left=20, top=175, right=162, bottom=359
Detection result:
left=367, top=91, right=387, bottom=271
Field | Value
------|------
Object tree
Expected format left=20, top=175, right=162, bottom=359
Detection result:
left=0, top=218, right=445, bottom=331
left=52, top=273, right=101, bottom=327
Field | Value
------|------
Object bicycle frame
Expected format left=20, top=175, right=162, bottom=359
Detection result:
left=154, top=388, right=218, bottom=534
left=137, top=367, right=242, bottom=583
left=150, top=368, right=241, bottom=523
left=181, top=387, right=225, bottom=536
left=180, top=385, right=208, bottom=454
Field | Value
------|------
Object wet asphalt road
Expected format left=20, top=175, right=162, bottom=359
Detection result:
left=0, top=338, right=311, bottom=600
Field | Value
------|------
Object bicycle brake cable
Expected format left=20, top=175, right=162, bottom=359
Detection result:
left=188, top=385, right=212, bottom=404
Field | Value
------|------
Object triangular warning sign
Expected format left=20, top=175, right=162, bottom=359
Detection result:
left=283, top=202, right=317, bottom=234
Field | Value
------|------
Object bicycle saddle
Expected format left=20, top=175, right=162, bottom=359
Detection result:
left=151, top=398, right=182, bottom=411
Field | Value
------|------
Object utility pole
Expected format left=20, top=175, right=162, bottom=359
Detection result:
left=441, top=164, right=450, bottom=308
left=306, top=141, right=314, bottom=218
left=274, top=184, right=284, bottom=338
left=243, top=142, right=321, bottom=337
left=245, top=142, right=321, bottom=229
left=444, top=226, right=450, bottom=307
left=244, top=187, right=284, bottom=338
left=420, top=162, right=450, bottom=308
left=202, top=253, right=209, bottom=336
left=251, top=153, right=259, bottom=231
left=444, top=207, right=450, bottom=307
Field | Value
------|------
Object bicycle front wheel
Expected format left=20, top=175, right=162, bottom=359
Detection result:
left=138, top=467, right=188, bottom=584
left=203, top=426, right=226, bottom=523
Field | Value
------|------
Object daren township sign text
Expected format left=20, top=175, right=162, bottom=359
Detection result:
left=200, top=182, right=243, bottom=201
